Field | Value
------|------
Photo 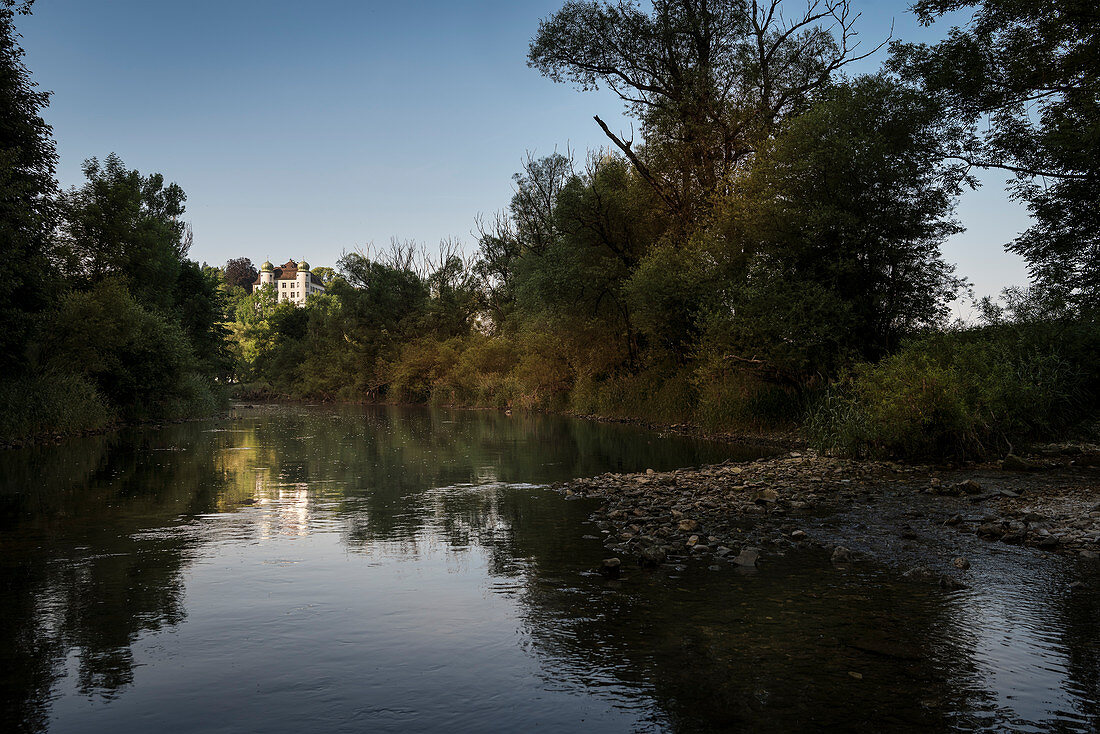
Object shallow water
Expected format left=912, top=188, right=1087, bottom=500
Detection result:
left=0, top=404, right=1097, bottom=732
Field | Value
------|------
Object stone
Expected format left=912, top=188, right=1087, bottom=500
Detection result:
left=678, top=518, right=699, bottom=532
left=790, top=529, right=808, bottom=541
left=939, top=576, right=968, bottom=590
left=953, top=557, right=970, bottom=570
left=686, top=534, right=700, bottom=547
left=734, top=548, right=760, bottom=567
left=955, top=479, right=984, bottom=494
left=645, top=468, right=656, bottom=475
left=599, top=558, right=622, bottom=578
left=638, top=545, right=667, bottom=568
left=831, top=546, right=853, bottom=563
left=755, top=488, right=779, bottom=504
left=1002, top=454, right=1043, bottom=471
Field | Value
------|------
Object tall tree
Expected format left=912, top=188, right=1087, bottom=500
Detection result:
left=0, top=0, right=57, bottom=374
left=56, top=153, right=188, bottom=311
left=529, top=0, right=884, bottom=217
left=891, top=0, right=1100, bottom=311
left=699, top=75, right=966, bottom=379
left=224, top=257, right=258, bottom=290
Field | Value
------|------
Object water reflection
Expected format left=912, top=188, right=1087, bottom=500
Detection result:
left=0, top=404, right=1097, bottom=732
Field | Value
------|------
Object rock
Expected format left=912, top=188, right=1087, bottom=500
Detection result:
left=691, top=544, right=711, bottom=553
left=734, top=547, right=760, bottom=567
left=953, top=557, right=970, bottom=570
left=646, top=468, right=656, bottom=475
left=638, top=546, right=667, bottom=568
left=678, top=518, right=699, bottom=532
left=939, top=576, right=968, bottom=590
left=686, top=534, right=700, bottom=547
left=945, top=515, right=963, bottom=526
left=955, top=479, right=984, bottom=494
left=976, top=523, right=1003, bottom=539
left=755, top=488, right=779, bottom=504
left=1068, top=581, right=1086, bottom=590
left=831, top=546, right=853, bottom=563
left=790, top=529, right=808, bottom=541
left=1002, top=454, right=1043, bottom=471
left=599, top=558, right=622, bottom=578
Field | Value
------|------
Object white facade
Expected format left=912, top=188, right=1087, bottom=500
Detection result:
left=255, top=259, right=326, bottom=306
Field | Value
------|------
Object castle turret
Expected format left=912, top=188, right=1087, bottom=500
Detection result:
left=259, top=260, right=274, bottom=287
left=295, top=260, right=310, bottom=303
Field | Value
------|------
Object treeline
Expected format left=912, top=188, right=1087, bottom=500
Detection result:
left=1, top=2, right=228, bottom=442
left=230, top=0, right=1100, bottom=459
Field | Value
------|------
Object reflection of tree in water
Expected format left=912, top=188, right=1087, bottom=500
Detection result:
left=505, top=558, right=1003, bottom=732
left=0, top=424, right=227, bottom=733
left=235, top=403, right=759, bottom=552
left=1050, top=570, right=1100, bottom=731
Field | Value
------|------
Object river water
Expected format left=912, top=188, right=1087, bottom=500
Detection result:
left=1, top=404, right=1097, bottom=732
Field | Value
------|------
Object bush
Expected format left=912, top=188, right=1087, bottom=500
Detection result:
left=808, top=324, right=1093, bottom=459
left=0, top=372, right=113, bottom=441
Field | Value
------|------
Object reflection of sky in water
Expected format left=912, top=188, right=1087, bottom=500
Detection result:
left=1, top=404, right=1097, bottom=733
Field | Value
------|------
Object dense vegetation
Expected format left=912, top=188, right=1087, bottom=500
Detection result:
left=220, top=0, right=1097, bottom=459
left=0, top=1, right=228, bottom=442
left=4, top=0, right=1097, bottom=459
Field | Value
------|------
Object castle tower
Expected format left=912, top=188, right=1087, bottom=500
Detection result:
left=259, top=260, right=274, bottom=287
left=296, top=260, right=310, bottom=304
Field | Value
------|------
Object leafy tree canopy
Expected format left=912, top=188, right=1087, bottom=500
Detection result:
left=891, top=0, right=1100, bottom=312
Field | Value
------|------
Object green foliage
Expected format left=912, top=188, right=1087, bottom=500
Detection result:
left=0, top=2, right=57, bottom=376
left=808, top=322, right=1097, bottom=459
left=698, top=75, right=966, bottom=380
left=56, top=153, right=188, bottom=311
left=0, top=371, right=112, bottom=442
left=892, top=0, right=1100, bottom=312
left=41, top=280, right=215, bottom=419
left=528, top=0, right=878, bottom=216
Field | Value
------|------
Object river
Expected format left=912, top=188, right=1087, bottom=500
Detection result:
left=1, top=404, right=1097, bottom=732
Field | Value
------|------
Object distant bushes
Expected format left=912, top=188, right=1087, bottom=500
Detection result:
left=1, top=280, right=227, bottom=443
left=0, top=372, right=113, bottom=442
left=808, top=320, right=1097, bottom=459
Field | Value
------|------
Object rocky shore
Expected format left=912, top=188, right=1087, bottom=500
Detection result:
left=555, top=448, right=1100, bottom=581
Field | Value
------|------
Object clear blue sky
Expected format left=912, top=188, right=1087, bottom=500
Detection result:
left=17, top=0, right=1029, bottom=311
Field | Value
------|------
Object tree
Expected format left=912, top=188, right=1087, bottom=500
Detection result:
left=529, top=0, right=885, bottom=217
left=699, top=75, right=966, bottom=379
left=891, top=0, right=1100, bottom=312
left=224, top=257, right=258, bottom=290
left=56, top=153, right=188, bottom=311
left=310, top=266, right=336, bottom=286
left=0, top=0, right=57, bottom=374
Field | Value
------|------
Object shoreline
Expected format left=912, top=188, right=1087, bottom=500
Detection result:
left=555, top=449, right=1100, bottom=583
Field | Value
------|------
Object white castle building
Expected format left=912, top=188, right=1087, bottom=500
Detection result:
left=253, top=259, right=326, bottom=306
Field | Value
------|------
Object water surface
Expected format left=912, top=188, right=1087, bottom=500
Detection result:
left=1, top=404, right=1097, bottom=732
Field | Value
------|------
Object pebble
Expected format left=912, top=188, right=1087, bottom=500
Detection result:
left=832, top=546, right=853, bottom=563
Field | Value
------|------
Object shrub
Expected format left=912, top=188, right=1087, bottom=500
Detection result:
left=0, top=372, right=113, bottom=441
left=808, top=324, right=1092, bottom=459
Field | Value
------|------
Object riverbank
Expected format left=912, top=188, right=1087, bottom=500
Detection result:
left=555, top=448, right=1100, bottom=583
